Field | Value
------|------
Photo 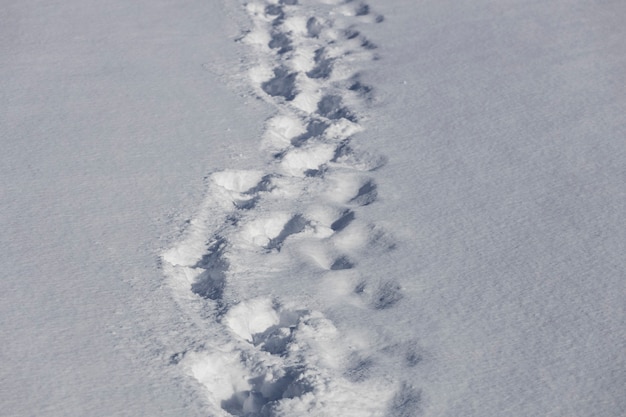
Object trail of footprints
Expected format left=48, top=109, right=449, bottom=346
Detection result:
left=162, top=1, right=420, bottom=416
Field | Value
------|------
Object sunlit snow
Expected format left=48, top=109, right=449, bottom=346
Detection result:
left=2, top=0, right=624, bottom=416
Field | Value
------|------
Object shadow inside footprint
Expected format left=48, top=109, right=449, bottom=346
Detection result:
left=372, top=280, right=403, bottom=309
left=269, top=31, right=292, bottom=54
left=350, top=180, right=378, bottom=206
left=330, top=255, right=354, bottom=270
left=331, top=139, right=353, bottom=162
left=306, top=17, right=322, bottom=37
left=291, top=119, right=328, bottom=147
left=265, top=4, right=285, bottom=26
left=356, top=3, right=370, bottom=16
left=266, top=214, right=308, bottom=251
left=349, top=80, right=373, bottom=99
left=345, top=28, right=360, bottom=39
left=331, top=209, right=355, bottom=232
left=361, top=37, right=377, bottom=50
left=405, top=346, right=423, bottom=367
left=389, top=383, right=421, bottom=417
left=191, top=238, right=228, bottom=300
left=304, top=168, right=325, bottom=177
left=356, top=279, right=403, bottom=310
left=243, top=174, right=274, bottom=195
left=221, top=367, right=311, bottom=416
left=317, top=95, right=357, bottom=122
left=306, top=48, right=334, bottom=79
left=234, top=195, right=259, bottom=210
left=256, top=327, right=293, bottom=355
left=262, top=67, right=298, bottom=101
left=265, top=4, right=283, bottom=16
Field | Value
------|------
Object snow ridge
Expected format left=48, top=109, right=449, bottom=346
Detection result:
left=162, top=1, right=420, bottom=416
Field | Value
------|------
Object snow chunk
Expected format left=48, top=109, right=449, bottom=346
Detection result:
left=280, top=144, right=336, bottom=177
left=239, top=212, right=293, bottom=247
left=188, top=349, right=250, bottom=402
left=224, top=298, right=280, bottom=342
left=263, top=114, right=306, bottom=149
left=211, top=170, right=264, bottom=193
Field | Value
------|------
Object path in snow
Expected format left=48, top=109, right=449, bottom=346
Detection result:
left=162, top=1, right=419, bottom=416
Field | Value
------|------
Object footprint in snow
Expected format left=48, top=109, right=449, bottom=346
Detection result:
left=160, top=1, right=422, bottom=416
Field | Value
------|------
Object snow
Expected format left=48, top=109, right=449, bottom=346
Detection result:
left=1, top=0, right=267, bottom=415
left=2, top=0, right=625, bottom=416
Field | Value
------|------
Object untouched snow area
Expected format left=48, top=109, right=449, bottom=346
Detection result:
left=2, top=0, right=625, bottom=416
left=1, top=0, right=267, bottom=415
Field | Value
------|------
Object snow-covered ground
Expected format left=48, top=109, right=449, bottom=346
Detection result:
left=2, top=0, right=625, bottom=416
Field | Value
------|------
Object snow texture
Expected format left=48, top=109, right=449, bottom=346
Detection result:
left=2, top=0, right=625, bottom=416
left=161, top=1, right=410, bottom=416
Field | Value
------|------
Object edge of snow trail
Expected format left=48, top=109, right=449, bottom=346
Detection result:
left=160, top=1, right=421, bottom=416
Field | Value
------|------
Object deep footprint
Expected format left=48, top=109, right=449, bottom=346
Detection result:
left=262, top=67, right=298, bottom=101
left=191, top=237, right=228, bottom=300
left=350, top=179, right=378, bottom=206
left=266, top=214, right=308, bottom=251
left=317, top=95, right=357, bottom=122
left=162, top=1, right=410, bottom=415
left=290, top=119, right=328, bottom=147
left=330, top=255, right=354, bottom=270
left=306, top=48, right=334, bottom=79
left=331, top=209, right=355, bottom=232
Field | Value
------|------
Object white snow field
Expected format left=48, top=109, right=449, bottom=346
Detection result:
left=2, top=0, right=625, bottom=416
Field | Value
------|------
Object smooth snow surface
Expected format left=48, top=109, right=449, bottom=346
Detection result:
left=1, top=0, right=267, bottom=415
left=2, top=0, right=625, bottom=416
